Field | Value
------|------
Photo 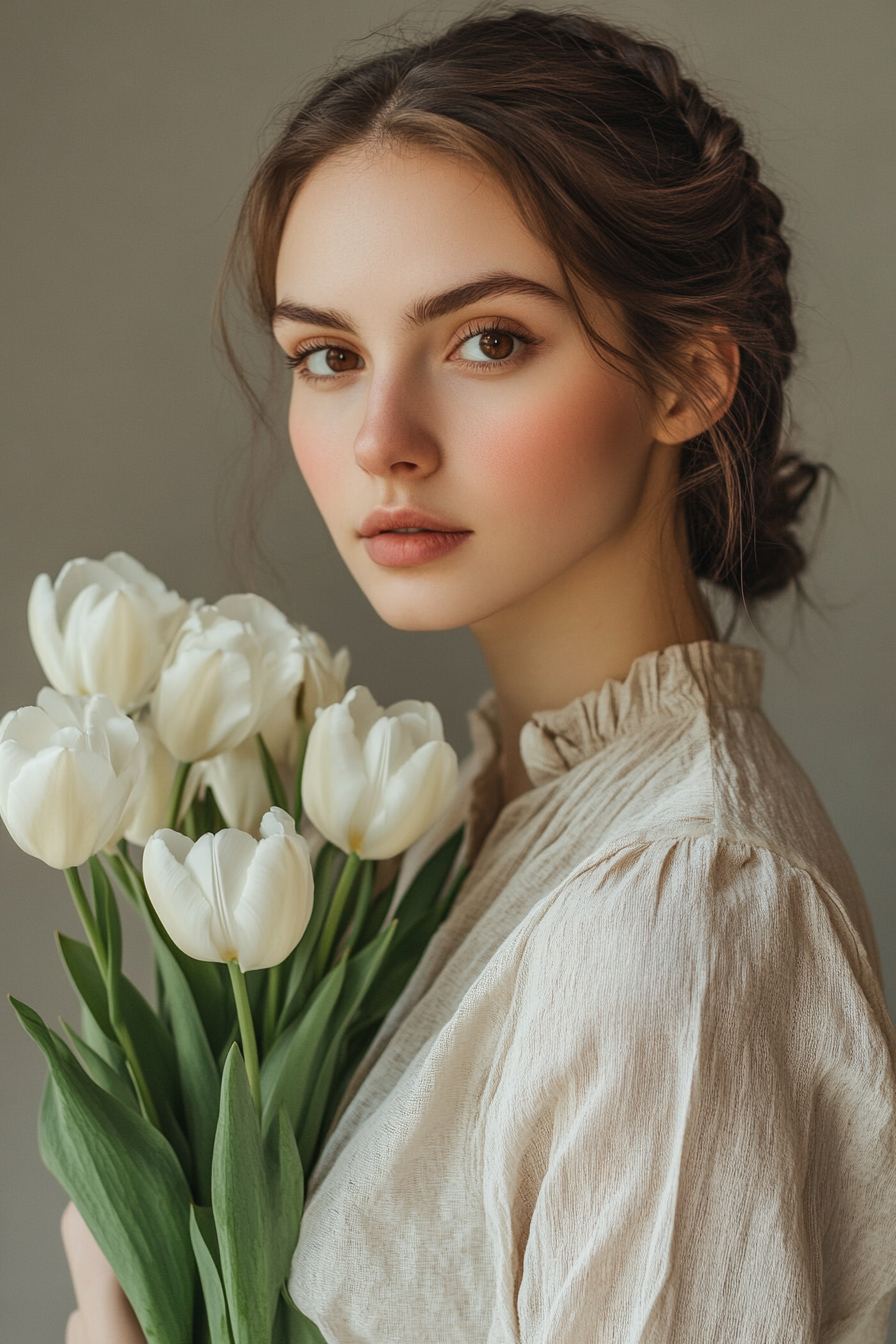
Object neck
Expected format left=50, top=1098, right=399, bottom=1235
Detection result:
left=471, top=497, right=714, bottom=803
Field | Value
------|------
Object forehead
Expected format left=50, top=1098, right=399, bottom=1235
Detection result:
left=275, top=144, right=562, bottom=307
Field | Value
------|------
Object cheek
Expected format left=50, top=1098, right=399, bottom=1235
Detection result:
left=464, top=369, right=652, bottom=544
left=287, top=397, right=353, bottom=537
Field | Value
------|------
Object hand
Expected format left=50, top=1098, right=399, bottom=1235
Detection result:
left=61, top=1202, right=147, bottom=1344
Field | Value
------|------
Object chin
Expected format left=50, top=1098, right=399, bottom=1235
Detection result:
left=358, top=576, right=485, bottom=633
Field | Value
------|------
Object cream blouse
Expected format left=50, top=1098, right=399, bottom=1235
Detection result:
left=289, top=642, right=896, bottom=1343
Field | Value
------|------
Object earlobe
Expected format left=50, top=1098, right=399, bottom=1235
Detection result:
left=654, top=336, right=740, bottom=446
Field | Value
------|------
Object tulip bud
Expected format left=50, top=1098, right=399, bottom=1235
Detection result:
left=122, top=716, right=179, bottom=848
left=189, top=737, right=271, bottom=836
left=0, top=689, right=142, bottom=868
left=254, top=627, right=350, bottom=767
left=151, top=595, right=305, bottom=763
left=28, top=553, right=188, bottom=714
left=142, top=808, right=314, bottom=971
left=302, top=687, right=458, bottom=860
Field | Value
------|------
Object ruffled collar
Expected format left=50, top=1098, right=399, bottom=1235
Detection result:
left=520, top=640, right=763, bottom=786
left=465, top=642, right=763, bottom=850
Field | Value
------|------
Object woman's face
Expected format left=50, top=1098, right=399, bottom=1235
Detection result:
left=273, top=145, right=665, bottom=632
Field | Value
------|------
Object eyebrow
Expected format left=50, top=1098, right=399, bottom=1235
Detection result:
left=271, top=272, right=567, bottom=333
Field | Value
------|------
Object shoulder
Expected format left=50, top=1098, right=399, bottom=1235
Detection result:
left=510, top=834, right=893, bottom=1065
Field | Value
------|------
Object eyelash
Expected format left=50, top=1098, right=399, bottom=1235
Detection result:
left=283, top=320, right=539, bottom=382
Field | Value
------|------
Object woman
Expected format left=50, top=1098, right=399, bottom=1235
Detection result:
left=64, top=9, right=896, bottom=1341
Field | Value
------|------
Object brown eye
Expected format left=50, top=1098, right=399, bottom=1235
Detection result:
left=303, top=346, right=363, bottom=376
left=455, top=328, right=524, bottom=364
left=325, top=347, right=361, bottom=372
left=478, top=331, right=516, bottom=360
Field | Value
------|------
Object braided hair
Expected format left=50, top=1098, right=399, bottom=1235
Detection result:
left=227, top=6, right=822, bottom=601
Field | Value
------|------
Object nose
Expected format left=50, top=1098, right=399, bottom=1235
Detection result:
left=353, top=370, right=441, bottom=480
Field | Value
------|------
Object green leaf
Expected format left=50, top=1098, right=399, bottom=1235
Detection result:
left=190, top=1205, right=233, bottom=1344
left=274, top=1290, right=328, bottom=1344
left=110, top=847, right=234, bottom=1056
left=78, top=999, right=130, bottom=1084
left=343, top=860, right=375, bottom=954
left=313, top=852, right=362, bottom=982
left=58, top=931, right=112, bottom=1036
left=276, top=845, right=338, bottom=1034
left=261, top=960, right=346, bottom=1137
left=159, top=1099, right=196, bottom=1193
left=61, top=1021, right=138, bottom=1111
left=257, top=733, right=289, bottom=812
left=58, top=933, right=180, bottom=1121
left=357, top=871, right=398, bottom=948
left=298, top=922, right=397, bottom=1172
left=213, top=1046, right=277, bottom=1344
left=149, top=928, right=220, bottom=1206
left=390, top=825, right=463, bottom=934
left=90, top=857, right=122, bottom=995
left=11, top=997, right=194, bottom=1344
left=152, top=940, right=232, bottom=1062
left=359, top=858, right=467, bottom=1029
left=264, top=1104, right=304, bottom=1295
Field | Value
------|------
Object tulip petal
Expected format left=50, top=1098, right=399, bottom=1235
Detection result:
left=4, top=746, right=121, bottom=868
left=199, top=739, right=271, bottom=835
left=80, top=589, right=159, bottom=712
left=36, top=686, right=82, bottom=730
left=301, top=702, right=368, bottom=852
left=122, top=718, right=178, bottom=848
left=27, top=574, right=73, bottom=695
left=234, top=816, right=313, bottom=971
left=185, top=829, right=258, bottom=960
left=385, top=700, right=445, bottom=748
left=344, top=686, right=383, bottom=745
left=154, top=645, right=256, bottom=761
left=143, top=832, right=222, bottom=962
left=360, top=740, right=458, bottom=860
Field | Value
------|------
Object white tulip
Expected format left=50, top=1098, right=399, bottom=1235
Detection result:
left=302, top=687, right=458, bottom=860
left=142, top=808, right=314, bottom=972
left=255, top=626, right=350, bottom=767
left=28, top=553, right=188, bottom=714
left=150, top=595, right=305, bottom=763
left=189, top=737, right=271, bottom=836
left=0, top=689, right=142, bottom=868
left=122, top=716, right=179, bottom=848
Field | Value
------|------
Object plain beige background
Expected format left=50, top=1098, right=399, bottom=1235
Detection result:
left=1, top=2, right=893, bottom=1338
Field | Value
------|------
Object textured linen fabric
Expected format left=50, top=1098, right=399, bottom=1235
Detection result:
left=289, top=642, right=896, bottom=1343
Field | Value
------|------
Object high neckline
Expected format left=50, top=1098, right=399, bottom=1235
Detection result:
left=518, top=640, right=763, bottom=786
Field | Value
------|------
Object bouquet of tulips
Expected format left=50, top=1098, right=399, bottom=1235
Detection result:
left=2, top=553, right=465, bottom=1344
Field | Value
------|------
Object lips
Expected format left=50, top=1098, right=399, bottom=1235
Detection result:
left=359, top=508, right=472, bottom=568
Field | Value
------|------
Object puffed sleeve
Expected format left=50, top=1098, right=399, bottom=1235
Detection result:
left=479, top=836, right=896, bottom=1343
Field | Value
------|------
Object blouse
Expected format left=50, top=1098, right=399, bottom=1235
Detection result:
left=288, top=641, right=896, bottom=1342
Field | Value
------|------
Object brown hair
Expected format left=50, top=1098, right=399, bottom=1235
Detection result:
left=223, top=5, right=824, bottom=601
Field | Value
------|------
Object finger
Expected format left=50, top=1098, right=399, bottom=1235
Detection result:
left=60, top=1203, right=147, bottom=1342
left=61, top=1203, right=118, bottom=1309
left=65, top=1309, right=83, bottom=1344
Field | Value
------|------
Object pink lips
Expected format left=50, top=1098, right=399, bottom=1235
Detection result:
left=359, top=508, right=472, bottom=568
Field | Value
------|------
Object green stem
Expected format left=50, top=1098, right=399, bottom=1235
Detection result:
left=263, top=960, right=283, bottom=1055
left=292, top=718, right=309, bottom=826
left=107, top=849, right=141, bottom=909
left=165, top=760, right=191, bottom=830
left=256, top=734, right=288, bottom=812
left=65, top=867, right=105, bottom=973
left=112, top=1015, right=160, bottom=1127
left=228, top=960, right=261, bottom=1116
left=344, top=860, right=376, bottom=955
left=314, top=851, right=361, bottom=980
left=66, top=865, right=159, bottom=1127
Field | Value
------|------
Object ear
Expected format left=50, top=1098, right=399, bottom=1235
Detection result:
left=653, top=335, right=740, bottom=446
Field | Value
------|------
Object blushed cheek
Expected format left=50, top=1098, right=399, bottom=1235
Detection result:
left=288, top=414, right=353, bottom=554
left=473, top=380, right=650, bottom=546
